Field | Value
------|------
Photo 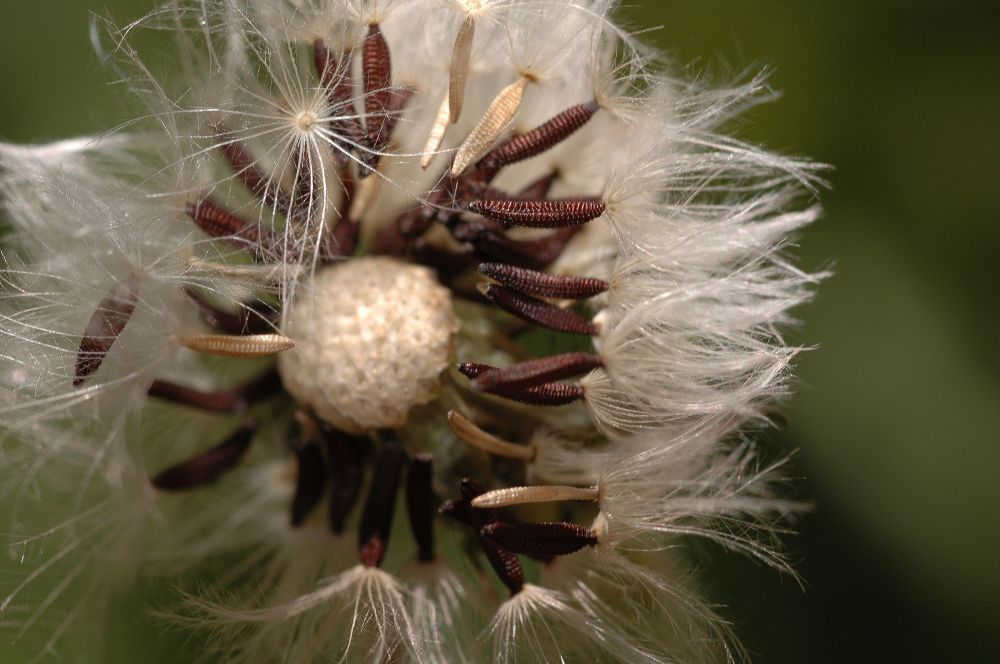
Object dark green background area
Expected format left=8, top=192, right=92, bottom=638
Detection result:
left=2, top=2, right=998, bottom=661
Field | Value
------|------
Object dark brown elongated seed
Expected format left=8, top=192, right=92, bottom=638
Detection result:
left=74, top=278, right=139, bottom=387
left=183, top=287, right=276, bottom=335
left=358, top=442, right=404, bottom=567
left=491, top=382, right=585, bottom=407
left=406, top=454, right=436, bottom=562
left=473, top=226, right=579, bottom=269
left=291, top=439, right=327, bottom=527
left=478, top=263, right=608, bottom=300
left=438, top=478, right=523, bottom=594
left=147, top=379, right=248, bottom=413
left=151, top=421, right=256, bottom=491
left=362, top=24, right=393, bottom=151
left=477, top=101, right=599, bottom=172
left=468, top=198, right=605, bottom=228
left=481, top=538, right=524, bottom=596
left=471, top=352, right=602, bottom=392
left=449, top=369, right=579, bottom=406
left=458, top=363, right=585, bottom=406
left=483, top=284, right=598, bottom=335
left=185, top=199, right=265, bottom=258
left=480, top=521, right=598, bottom=557
left=216, top=136, right=293, bottom=214
left=325, top=429, right=367, bottom=534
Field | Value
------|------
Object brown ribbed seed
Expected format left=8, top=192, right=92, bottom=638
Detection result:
left=359, top=442, right=405, bottom=568
left=363, top=23, right=393, bottom=152
left=147, top=380, right=248, bottom=413
left=458, top=363, right=586, bottom=407
left=478, top=263, right=608, bottom=299
left=291, top=439, right=326, bottom=527
left=482, top=539, right=524, bottom=596
left=493, top=382, right=585, bottom=407
left=480, top=521, right=598, bottom=557
left=151, top=422, right=256, bottom=491
left=216, top=135, right=293, bottom=214
left=468, top=198, right=605, bottom=228
left=438, top=478, right=523, bottom=596
left=471, top=352, right=602, bottom=392
left=406, top=454, right=436, bottom=562
left=472, top=226, right=579, bottom=270
left=477, top=101, right=599, bottom=172
left=185, top=199, right=265, bottom=258
left=483, top=284, right=598, bottom=335
left=74, top=278, right=139, bottom=387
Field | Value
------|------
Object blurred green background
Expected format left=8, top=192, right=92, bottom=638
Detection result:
left=2, top=1, right=999, bottom=661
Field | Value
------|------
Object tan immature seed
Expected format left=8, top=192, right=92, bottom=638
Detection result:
left=471, top=484, right=600, bottom=509
left=448, top=15, right=476, bottom=124
left=451, top=75, right=530, bottom=176
left=447, top=410, right=536, bottom=461
left=421, top=92, right=452, bottom=170
left=178, top=333, right=294, bottom=358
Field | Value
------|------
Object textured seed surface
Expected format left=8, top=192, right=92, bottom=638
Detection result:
left=483, top=284, right=598, bottom=335
left=186, top=199, right=263, bottom=254
left=471, top=352, right=602, bottom=392
left=448, top=15, right=476, bottom=123
left=179, top=333, right=294, bottom=358
left=471, top=484, right=600, bottom=509
left=477, top=101, right=599, bottom=171
left=278, top=257, right=458, bottom=433
left=451, top=76, right=529, bottom=176
left=468, top=198, right=605, bottom=228
left=74, top=278, right=139, bottom=386
left=480, top=521, right=598, bottom=557
left=421, top=92, right=452, bottom=169
left=478, top=263, right=608, bottom=299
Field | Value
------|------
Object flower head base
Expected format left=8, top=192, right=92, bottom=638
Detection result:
left=0, top=0, right=822, bottom=661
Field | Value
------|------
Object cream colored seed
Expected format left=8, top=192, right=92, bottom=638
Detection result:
left=451, top=75, right=530, bottom=176
left=447, top=410, right=536, bottom=461
left=448, top=15, right=476, bottom=124
left=178, top=333, right=294, bottom=358
left=470, top=484, right=600, bottom=509
left=421, top=92, right=452, bottom=170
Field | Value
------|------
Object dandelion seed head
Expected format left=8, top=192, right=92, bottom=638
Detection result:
left=0, top=0, right=825, bottom=660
